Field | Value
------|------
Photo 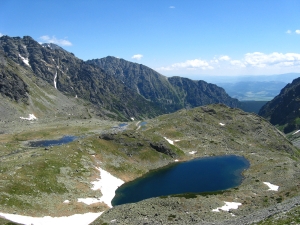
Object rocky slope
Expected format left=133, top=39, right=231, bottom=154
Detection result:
left=259, top=77, right=300, bottom=133
left=91, top=104, right=300, bottom=225
left=168, top=76, right=239, bottom=108
left=0, top=36, right=240, bottom=121
left=0, top=53, right=28, bottom=103
left=87, top=56, right=240, bottom=112
left=0, top=36, right=163, bottom=121
left=0, top=103, right=299, bottom=224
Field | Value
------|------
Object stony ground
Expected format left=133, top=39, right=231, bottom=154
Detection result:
left=0, top=104, right=300, bottom=224
left=92, top=105, right=300, bottom=225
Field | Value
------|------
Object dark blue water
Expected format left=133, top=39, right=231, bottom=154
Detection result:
left=118, top=123, right=128, bottom=127
left=112, top=155, right=249, bottom=206
left=29, top=135, right=77, bottom=147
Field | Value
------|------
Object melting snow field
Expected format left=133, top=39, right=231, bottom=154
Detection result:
left=189, top=151, right=197, bottom=155
left=0, top=167, right=124, bottom=224
left=18, top=54, right=31, bottom=67
left=54, top=71, right=57, bottom=89
left=292, top=130, right=300, bottom=135
left=263, top=182, right=279, bottom=191
left=78, top=167, right=124, bottom=208
left=212, top=201, right=242, bottom=212
left=0, top=212, right=103, bottom=225
left=20, top=114, right=37, bottom=121
left=164, top=137, right=180, bottom=145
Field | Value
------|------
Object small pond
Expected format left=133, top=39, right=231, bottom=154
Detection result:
left=29, top=135, right=77, bottom=147
left=139, top=121, right=147, bottom=126
left=112, top=155, right=249, bottom=206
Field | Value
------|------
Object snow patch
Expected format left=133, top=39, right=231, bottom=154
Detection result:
left=219, top=123, right=225, bottom=126
left=54, top=71, right=57, bottom=89
left=0, top=212, right=103, bottom=225
left=18, top=54, right=31, bottom=67
left=164, top=137, right=180, bottom=145
left=263, top=182, right=279, bottom=191
left=130, top=117, right=134, bottom=121
left=212, top=201, right=242, bottom=212
left=77, top=198, right=102, bottom=205
left=164, top=137, right=174, bottom=145
left=63, top=200, right=70, bottom=204
left=20, top=114, right=37, bottom=121
left=292, top=130, right=300, bottom=135
left=189, top=151, right=197, bottom=155
left=78, top=167, right=124, bottom=208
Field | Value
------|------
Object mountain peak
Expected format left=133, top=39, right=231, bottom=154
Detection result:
left=41, top=43, right=64, bottom=50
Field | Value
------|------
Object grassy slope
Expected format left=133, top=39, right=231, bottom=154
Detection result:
left=0, top=104, right=300, bottom=224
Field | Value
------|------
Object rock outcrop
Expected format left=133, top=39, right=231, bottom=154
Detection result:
left=259, top=77, right=300, bottom=133
left=0, top=36, right=163, bottom=120
left=87, top=56, right=240, bottom=112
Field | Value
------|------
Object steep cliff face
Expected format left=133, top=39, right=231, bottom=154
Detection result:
left=167, top=76, right=240, bottom=108
left=0, top=52, right=29, bottom=103
left=0, top=35, right=239, bottom=121
left=259, top=77, right=300, bottom=133
left=0, top=36, right=163, bottom=120
left=87, top=56, right=240, bottom=112
left=87, top=56, right=183, bottom=112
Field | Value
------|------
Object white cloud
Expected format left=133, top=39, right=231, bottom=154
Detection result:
left=230, top=60, right=246, bottom=67
left=0, top=33, right=3, bottom=37
left=157, top=52, right=300, bottom=76
left=158, top=59, right=214, bottom=71
left=39, top=35, right=72, bottom=46
left=169, top=6, right=175, bottom=9
left=132, top=54, right=143, bottom=60
left=286, top=30, right=292, bottom=34
left=296, top=30, right=300, bottom=34
left=219, top=55, right=231, bottom=61
left=243, top=52, right=300, bottom=68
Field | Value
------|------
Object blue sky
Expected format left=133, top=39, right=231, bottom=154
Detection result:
left=1, top=0, right=300, bottom=78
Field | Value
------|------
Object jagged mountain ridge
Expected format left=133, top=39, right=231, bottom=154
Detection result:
left=259, top=77, right=300, bottom=133
left=0, top=35, right=239, bottom=121
left=87, top=56, right=239, bottom=111
left=0, top=36, right=163, bottom=120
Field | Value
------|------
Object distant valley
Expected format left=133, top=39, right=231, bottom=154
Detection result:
left=217, top=81, right=287, bottom=101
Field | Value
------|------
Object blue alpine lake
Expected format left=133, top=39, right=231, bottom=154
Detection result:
left=139, top=121, right=147, bottom=126
left=29, top=135, right=77, bottom=147
left=111, top=155, right=249, bottom=206
left=118, top=123, right=128, bottom=127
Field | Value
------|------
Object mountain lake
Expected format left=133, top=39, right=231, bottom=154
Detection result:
left=29, top=135, right=77, bottom=147
left=112, top=155, right=249, bottom=206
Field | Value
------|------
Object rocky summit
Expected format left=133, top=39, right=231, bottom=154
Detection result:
left=0, top=36, right=162, bottom=121
left=88, top=56, right=239, bottom=113
left=0, top=36, right=239, bottom=122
